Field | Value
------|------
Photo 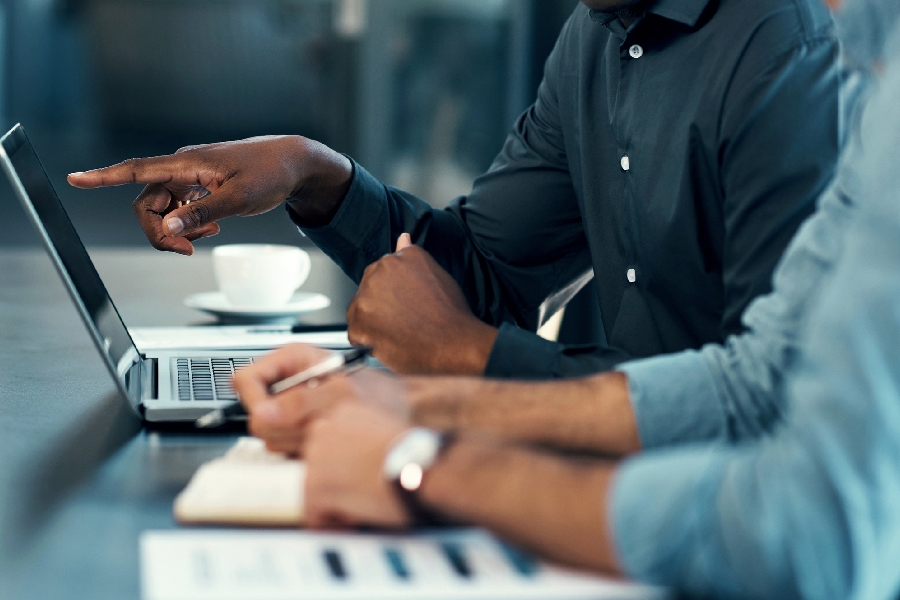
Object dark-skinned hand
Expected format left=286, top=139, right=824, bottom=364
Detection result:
left=346, top=233, right=498, bottom=376
left=67, top=136, right=352, bottom=255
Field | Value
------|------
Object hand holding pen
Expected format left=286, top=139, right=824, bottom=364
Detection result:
left=196, top=346, right=371, bottom=428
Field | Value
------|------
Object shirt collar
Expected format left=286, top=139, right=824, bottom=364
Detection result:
left=589, top=0, right=711, bottom=29
left=648, top=0, right=712, bottom=27
left=835, top=0, right=900, bottom=66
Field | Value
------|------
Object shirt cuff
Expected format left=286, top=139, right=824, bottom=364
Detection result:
left=618, top=351, right=726, bottom=449
left=483, top=322, right=562, bottom=379
left=286, top=159, right=388, bottom=271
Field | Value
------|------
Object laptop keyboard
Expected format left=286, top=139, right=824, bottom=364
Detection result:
left=175, top=357, right=254, bottom=402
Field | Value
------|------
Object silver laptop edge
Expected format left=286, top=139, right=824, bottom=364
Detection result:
left=0, top=126, right=143, bottom=414
left=0, top=124, right=265, bottom=422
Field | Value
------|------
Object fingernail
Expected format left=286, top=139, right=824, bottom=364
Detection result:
left=68, top=171, right=84, bottom=177
left=166, top=216, right=184, bottom=235
left=255, top=402, right=281, bottom=422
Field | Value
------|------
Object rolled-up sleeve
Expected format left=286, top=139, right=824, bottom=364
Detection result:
left=613, top=273, right=900, bottom=598
left=619, top=174, right=858, bottom=448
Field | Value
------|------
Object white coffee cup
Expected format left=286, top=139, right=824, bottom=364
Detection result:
left=212, top=244, right=311, bottom=309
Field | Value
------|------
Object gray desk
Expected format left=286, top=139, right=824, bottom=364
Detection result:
left=0, top=247, right=356, bottom=600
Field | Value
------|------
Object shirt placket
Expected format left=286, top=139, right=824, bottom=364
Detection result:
left=610, top=19, right=645, bottom=290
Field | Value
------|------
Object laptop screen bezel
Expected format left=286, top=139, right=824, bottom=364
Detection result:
left=0, top=124, right=143, bottom=417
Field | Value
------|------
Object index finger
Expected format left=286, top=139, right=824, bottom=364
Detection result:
left=232, top=344, right=333, bottom=410
left=67, top=155, right=186, bottom=189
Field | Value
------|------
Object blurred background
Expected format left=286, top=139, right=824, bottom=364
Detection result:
left=0, top=0, right=602, bottom=339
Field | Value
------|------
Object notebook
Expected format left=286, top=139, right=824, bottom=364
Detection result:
left=174, top=437, right=305, bottom=526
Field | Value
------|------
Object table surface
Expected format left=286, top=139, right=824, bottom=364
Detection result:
left=0, top=247, right=356, bottom=599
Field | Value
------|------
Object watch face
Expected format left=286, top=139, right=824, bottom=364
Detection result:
left=398, top=463, right=424, bottom=491
left=383, top=428, right=443, bottom=480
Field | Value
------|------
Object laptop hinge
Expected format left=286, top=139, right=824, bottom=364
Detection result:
left=140, top=357, right=158, bottom=401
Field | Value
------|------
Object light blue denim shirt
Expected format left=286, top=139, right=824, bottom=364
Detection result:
left=612, top=3, right=900, bottom=596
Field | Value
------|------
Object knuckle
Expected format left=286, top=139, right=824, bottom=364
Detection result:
left=346, top=327, right=362, bottom=347
left=132, top=199, right=155, bottom=220
left=120, top=158, right=142, bottom=183
left=407, top=246, right=426, bottom=262
left=352, top=297, right=373, bottom=317
left=346, top=321, right=372, bottom=346
left=362, top=261, right=381, bottom=278
left=345, top=301, right=358, bottom=324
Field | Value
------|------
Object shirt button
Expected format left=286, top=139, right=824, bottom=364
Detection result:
left=629, top=44, right=644, bottom=59
left=627, top=268, right=636, bottom=283
left=621, top=155, right=630, bottom=171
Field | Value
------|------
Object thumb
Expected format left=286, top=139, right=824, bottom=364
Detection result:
left=395, top=233, right=412, bottom=252
left=163, top=189, right=241, bottom=236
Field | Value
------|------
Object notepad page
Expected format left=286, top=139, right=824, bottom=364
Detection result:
left=174, top=437, right=305, bottom=526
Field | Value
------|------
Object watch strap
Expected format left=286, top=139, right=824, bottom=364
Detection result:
left=393, top=432, right=456, bottom=526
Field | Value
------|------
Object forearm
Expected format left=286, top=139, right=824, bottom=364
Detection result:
left=406, top=372, right=641, bottom=456
left=418, top=437, right=622, bottom=574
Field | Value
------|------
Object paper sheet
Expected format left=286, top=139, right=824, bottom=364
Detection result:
left=129, top=326, right=350, bottom=351
left=141, top=528, right=669, bottom=600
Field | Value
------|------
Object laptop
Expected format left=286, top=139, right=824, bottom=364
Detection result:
left=0, top=123, right=338, bottom=422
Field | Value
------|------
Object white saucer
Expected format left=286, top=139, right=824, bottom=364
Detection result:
left=184, top=291, right=331, bottom=323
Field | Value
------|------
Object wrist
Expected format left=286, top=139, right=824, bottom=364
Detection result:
left=285, top=137, right=353, bottom=228
left=418, top=440, right=623, bottom=573
left=406, top=376, right=485, bottom=430
left=415, top=437, right=514, bottom=524
left=437, top=318, right=497, bottom=376
left=382, top=427, right=457, bottom=526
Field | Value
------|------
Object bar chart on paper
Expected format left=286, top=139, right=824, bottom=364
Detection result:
left=140, top=529, right=669, bottom=600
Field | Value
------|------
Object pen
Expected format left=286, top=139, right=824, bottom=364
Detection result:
left=195, top=346, right=371, bottom=429
left=195, top=399, right=248, bottom=428
left=290, top=323, right=347, bottom=333
left=243, top=323, right=346, bottom=334
left=268, top=346, right=370, bottom=394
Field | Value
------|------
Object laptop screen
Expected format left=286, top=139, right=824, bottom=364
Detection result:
left=0, top=125, right=141, bottom=405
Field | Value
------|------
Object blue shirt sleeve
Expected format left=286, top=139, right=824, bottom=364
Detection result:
left=618, top=178, right=856, bottom=448
left=610, top=57, right=900, bottom=598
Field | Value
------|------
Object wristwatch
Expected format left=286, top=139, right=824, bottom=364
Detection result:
left=382, top=427, right=454, bottom=525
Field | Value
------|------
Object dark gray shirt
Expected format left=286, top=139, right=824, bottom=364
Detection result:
left=294, top=0, right=841, bottom=379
